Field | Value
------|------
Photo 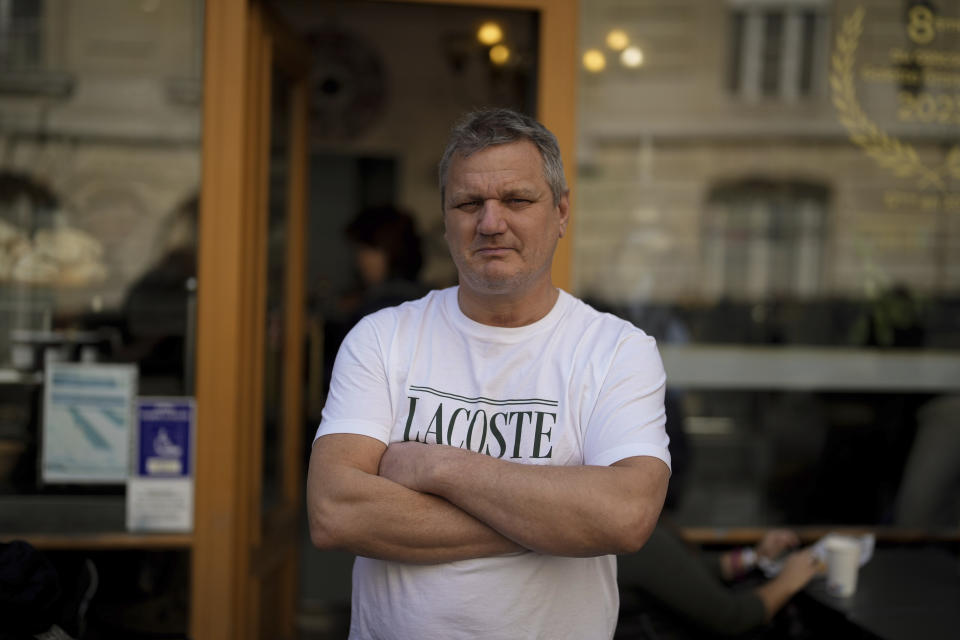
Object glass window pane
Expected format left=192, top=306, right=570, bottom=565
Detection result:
left=0, top=0, right=202, bottom=501
left=761, top=11, right=783, bottom=96
left=577, top=1, right=960, bottom=530
left=799, top=10, right=817, bottom=95
left=728, top=10, right=745, bottom=93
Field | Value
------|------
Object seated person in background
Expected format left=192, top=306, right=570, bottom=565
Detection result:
left=618, top=525, right=823, bottom=638
left=117, top=196, right=197, bottom=395
left=322, top=205, right=430, bottom=396
left=893, top=394, right=960, bottom=528
left=344, top=204, right=430, bottom=322
left=617, top=380, right=823, bottom=638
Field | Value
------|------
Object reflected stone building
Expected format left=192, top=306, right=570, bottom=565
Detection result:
left=575, top=0, right=960, bottom=528
left=576, top=0, right=960, bottom=308
left=0, top=0, right=203, bottom=314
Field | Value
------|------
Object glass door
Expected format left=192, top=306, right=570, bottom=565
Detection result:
left=285, top=0, right=577, bottom=633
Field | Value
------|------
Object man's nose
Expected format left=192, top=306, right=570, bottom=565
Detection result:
left=477, top=200, right=508, bottom=235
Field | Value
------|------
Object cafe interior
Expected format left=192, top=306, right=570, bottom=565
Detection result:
left=0, top=0, right=958, bottom=638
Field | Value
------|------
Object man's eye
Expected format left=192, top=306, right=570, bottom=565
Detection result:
left=508, top=198, right=530, bottom=205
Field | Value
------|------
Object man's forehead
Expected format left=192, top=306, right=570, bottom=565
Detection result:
left=448, top=168, right=540, bottom=185
left=449, top=139, right=541, bottom=164
left=446, top=174, right=543, bottom=198
left=447, top=143, right=546, bottom=186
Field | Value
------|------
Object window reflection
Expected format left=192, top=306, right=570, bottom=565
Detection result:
left=0, top=0, right=202, bottom=544
left=577, top=0, right=960, bottom=530
left=727, top=2, right=828, bottom=101
left=0, top=0, right=43, bottom=71
left=703, top=180, right=828, bottom=301
left=0, top=0, right=201, bottom=634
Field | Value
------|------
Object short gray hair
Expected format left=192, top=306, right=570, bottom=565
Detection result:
left=438, top=108, right=567, bottom=207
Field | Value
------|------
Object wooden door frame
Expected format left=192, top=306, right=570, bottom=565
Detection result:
left=193, top=1, right=251, bottom=637
left=194, top=1, right=577, bottom=637
left=193, top=2, right=310, bottom=639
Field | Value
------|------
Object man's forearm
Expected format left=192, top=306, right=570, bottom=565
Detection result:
left=380, top=442, right=669, bottom=557
left=307, top=435, right=523, bottom=563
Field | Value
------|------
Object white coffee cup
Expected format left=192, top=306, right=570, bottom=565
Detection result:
left=825, top=536, right=860, bottom=597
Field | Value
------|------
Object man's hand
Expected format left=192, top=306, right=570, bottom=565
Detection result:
left=378, top=441, right=434, bottom=490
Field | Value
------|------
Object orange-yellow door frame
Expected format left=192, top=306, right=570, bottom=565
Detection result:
left=194, top=2, right=310, bottom=638
left=194, top=0, right=253, bottom=637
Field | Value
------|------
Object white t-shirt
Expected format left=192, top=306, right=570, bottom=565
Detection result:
left=316, top=287, right=671, bottom=640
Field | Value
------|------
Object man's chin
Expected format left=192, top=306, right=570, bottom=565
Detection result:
left=462, top=271, right=521, bottom=295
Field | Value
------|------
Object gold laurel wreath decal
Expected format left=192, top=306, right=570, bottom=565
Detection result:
left=830, top=6, right=958, bottom=189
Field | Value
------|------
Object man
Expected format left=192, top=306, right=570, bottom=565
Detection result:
left=307, top=108, right=671, bottom=639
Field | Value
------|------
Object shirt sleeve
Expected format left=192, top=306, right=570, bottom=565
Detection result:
left=582, top=331, right=671, bottom=469
left=314, top=315, right=395, bottom=445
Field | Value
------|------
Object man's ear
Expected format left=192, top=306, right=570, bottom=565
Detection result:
left=557, top=190, right=570, bottom=238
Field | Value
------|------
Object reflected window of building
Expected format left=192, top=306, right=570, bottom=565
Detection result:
left=0, top=171, right=58, bottom=235
left=0, top=172, right=60, bottom=358
left=0, top=0, right=42, bottom=70
left=703, top=180, right=828, bottom=301
left=727, top=0, right=829, bottom=100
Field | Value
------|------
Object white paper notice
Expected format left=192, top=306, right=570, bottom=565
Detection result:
left=42, top=363, right=137, bottom=483
left=126, top=477, right=193, bottom=532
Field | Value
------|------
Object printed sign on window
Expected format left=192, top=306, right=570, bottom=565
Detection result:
left=42, top=363, right=137, bottom=483
left=127, top=397, right=195, bottom=532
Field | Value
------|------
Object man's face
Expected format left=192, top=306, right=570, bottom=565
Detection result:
left=443, top=140, right=569, bottom=297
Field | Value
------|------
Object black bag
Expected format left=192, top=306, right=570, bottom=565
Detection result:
left=0, top=540, right=61, bottom=639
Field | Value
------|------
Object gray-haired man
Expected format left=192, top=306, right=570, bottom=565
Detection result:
left=308, top=108, right=671, bottom=639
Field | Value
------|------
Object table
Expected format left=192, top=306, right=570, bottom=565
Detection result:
left=802, top=546, right=960, bottom=640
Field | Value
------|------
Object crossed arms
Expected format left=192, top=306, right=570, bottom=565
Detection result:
left=306, top=433, right=670, bottom=564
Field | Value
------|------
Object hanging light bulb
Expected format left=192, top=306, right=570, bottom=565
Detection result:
left=583, top=49, right=606, bottom=73
left=606, top=29, right=629, bottom=51
left=477, top=21, right=503, bottom=46
left=621, top=46, right=644, bottom=68
left=489, top=44, right=510, bottom=65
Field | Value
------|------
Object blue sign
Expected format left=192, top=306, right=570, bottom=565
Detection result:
left=136, top=399, right=193, bottom=478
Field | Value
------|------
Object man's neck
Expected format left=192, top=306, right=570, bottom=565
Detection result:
left=457, top=283, right=560, bottom=328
